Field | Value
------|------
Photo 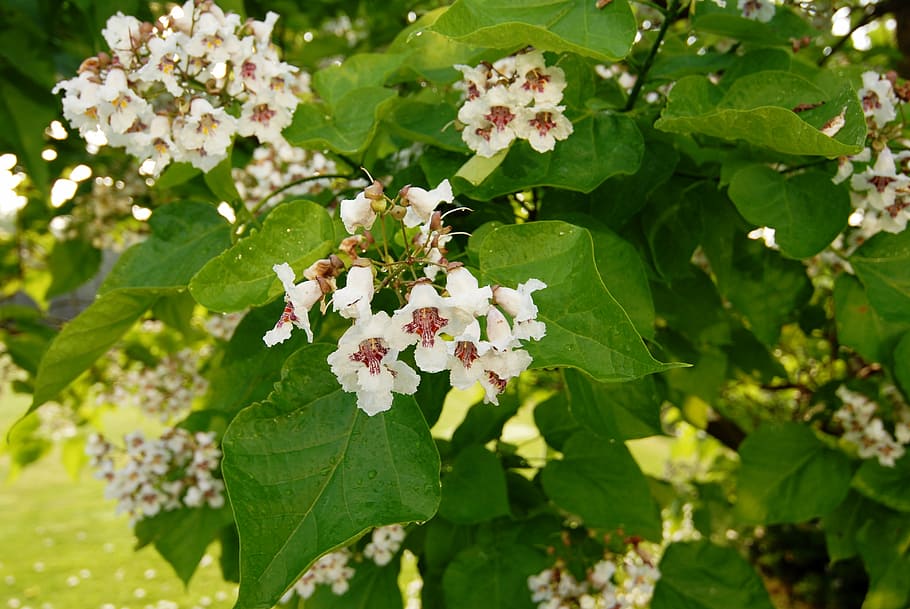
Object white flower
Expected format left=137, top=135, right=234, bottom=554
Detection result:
left=392, top=283, right=461, bottom=372
left=513, top=105, right=573, bottom=154
left=237, top=97, right=293, bottom=145
left=850, top=147, right=910, bottom=211
left=327, top=312, right=419, bottom=415
left=263, top=263, right=323, bottom=345
left=340, top=191, right=377, bottom=234
left=738, top=0, right=775, bottom=22
left=492, top=279, right=547, bottom=341
left=402, top=179, right=454, bottom=228
left=332, top=265, right=375, bottom=320
left=859, top=71, right=899, bottom=127
left=458, top=86, right=520, bottom=157
left=445, top=267, right=492, bottom=318
left=101, top=12, right=143, bottom=67
left=510, top=51, right=567, bottom=106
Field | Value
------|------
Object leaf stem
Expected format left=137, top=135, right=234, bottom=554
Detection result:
left=249, top=173, right=353, bottom=217
left=624, top=0, right=681, bottom=112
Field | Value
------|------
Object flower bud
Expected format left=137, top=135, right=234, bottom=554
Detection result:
left=370, top=197, right=387, bottom=214
left=364, top=179, right=385, bottom=200
left=388, top=204, right=407, bottom=221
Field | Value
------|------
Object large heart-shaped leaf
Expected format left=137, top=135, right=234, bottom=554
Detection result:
left=189, top=201, right=336, bottom=312
left=222, top=344, right=440, bottom=609
left=735, top=423, right=852, bottom=524
left=479, top=221, right=678, bottom=381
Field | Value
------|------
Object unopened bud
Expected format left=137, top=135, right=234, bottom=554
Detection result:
left=364, top=179, right=385, bottom=201
left=388, top=205, right=407, bottom=221
left=369, top=197, right=387, bottom=214
left=78, top=57, right=101, bottom=74
left=398, top=185, right=411, bottom=204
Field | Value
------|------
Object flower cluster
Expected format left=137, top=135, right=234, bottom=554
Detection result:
left=456, top=50, right=573, bottom=156
left=54, top=1, right=303, bottom=174
left=35, top=402, right=79, bottom=443
left=233, top=138, right=338, bottom=211
left=262, top=178, right=546, bottom=415
left=86, top=428, right=225, bottom=524
left=528, top=550, right=661, bottom=609
left=280, top=525, right=406, bottom=603
left=835, top=385, right=910, bottom=467
left=95, top=347, right=208, bottom=423
left=204, top=310, right=246, bottom=341
left=833, top=72, right=910, bottom=241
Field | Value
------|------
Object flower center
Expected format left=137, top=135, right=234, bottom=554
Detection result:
left=863, top=91, right=882, bottom=111
left=522, top=69, right=551, bottom=94
left=485, top=371, right=508, bottom=395
left=350, top=338, right=389, bottom=375
left=403, top=307, right=448, bottom=348
left=198, top=114, right=219, bottom=136
left=241, top=61, right=257, bottom=79
left=529, top=111, right=557, bottom=137
left=870, top=175, right=897, bottom=192
left=251, top=103, right=277, bottom=125
left=485, top=106, right=515, bottom=131
left=454, top=341, right=479, bottom=368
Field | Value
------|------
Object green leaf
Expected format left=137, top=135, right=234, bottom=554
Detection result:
left=31, top=290, right=156, bottom=410
left=652, top=541, right=775, bottom=609
left=450, top=397, right=520, bottom=455
left=851, top=230, right=910, bottom=325
left=655, top=73, right=865, bottom=157
left=430, top=0, right=637, bottom=63
left=154, top=162, right=201, bottom=190
left=134, top=506, right=234, bottom=585
left=204, top=155, right=241, bottom=203
left=439, top=445, right=511, bottom=524
left=644, top=181, right=706, bottom=280
left=542, top=430, right=662, bottom=539
left=1, top=77, right=56, bottom=195
left=727, top=166, right=851, bottom=259
left=856, top=510, right=910, bottom=609
left=204, top=305, right=309, bottom=417
left=442, top=543, right=547, bottom=609
left=387, top=11, right=489, bottom=83
left=735, top=423, right=852, bottom=524
left=221, top=344, right=440, bottom=609
left=456, top=113, right=644, bottom=199
left=313, top=53, right=405, bottom=107
left=533, top=392, right=581, bottom=451
left=189, top=201, right=336, bottom=312
left=479, top=221, right=677, bottom=382
left=564, top=369, right=662, bottom=441
left=101, top=202, right=231, bottom=293
left=853, top=454, right=910, bottom=512
left=833, top=274, right=909, bottom=366
left=305, top=558, right=403, bottom=609
left=45, top=239, right=102, bottom=299
left=702, top=202, right=812, bottom=345
left=691, top=1, right=816, bottom=46
left=384, top=98, right=469, bottom=153
left=822, top=491, right=886, bottom=563
left=895, top=333, right=910, bottom=397
left=284, top=88, right=398, bottom=157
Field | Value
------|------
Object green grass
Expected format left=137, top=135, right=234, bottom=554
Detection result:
left=0, top=391, right=238, bottom=609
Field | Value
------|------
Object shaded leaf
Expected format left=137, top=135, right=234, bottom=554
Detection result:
left=222, top=344, right=440, bottom=609
left=439, top=445, right=511, bottom=524
left=442, top=543, right=547, bottom=609
left=564, top=368, right=662, bottom=441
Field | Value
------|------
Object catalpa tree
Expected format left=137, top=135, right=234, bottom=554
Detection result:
left=2, top=1, right=910, bottom=608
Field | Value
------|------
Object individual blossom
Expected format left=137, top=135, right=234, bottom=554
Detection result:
left=509, top=50, right=567, bottom=106
left=401, top=179, right=454, bottom=228
left=327, top=311, right=419, bottom=415
left=332, top=264, right=375, bottom=320
left=858, top=71, right=899, bottom=127
left=738, top=0, right=775, bottom=22
left=514, top=104, right=574, bottom=154
left=458, top=85, right=521, bottom=157
left=850, top=147, right=910, bottom=212
left=340, top=191, right=378, bottom=234
left=493, top=278, right=548, bottom=341
left=392, top=282, right=463, bottom=373
left=263, top=263, right=324, bottom=345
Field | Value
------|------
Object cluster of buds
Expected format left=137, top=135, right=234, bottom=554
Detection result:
left=86, top=428, right=225, bottom=525
left=833, top=72, right=910, bottom=241
left=262, top=178, right=546, bottom=415
left=233, top=138, right=339, bottom=212
left=456, top=50, right=573, bottom=157
left=280, top=525, right=406, bottom=603
left=835, top=385, right=910, bottom=467
left=528, top=549, right=661, bottom=609
left=95, top=347, right=208, bottom=423
left=53, top=1, right=303, bottom=174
